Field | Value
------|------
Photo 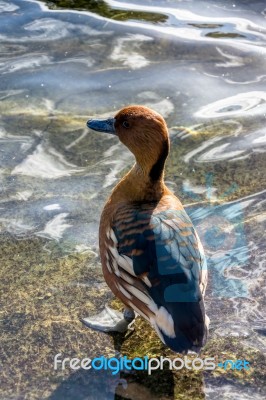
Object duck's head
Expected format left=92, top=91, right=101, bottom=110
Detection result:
left=87, top=105, right=169, bottom=181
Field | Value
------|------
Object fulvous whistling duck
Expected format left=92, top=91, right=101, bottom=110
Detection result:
left=82, top=105, right=209, bottom=353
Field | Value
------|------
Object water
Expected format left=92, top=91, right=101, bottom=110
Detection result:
left=0, top=0, right=265, bottom=399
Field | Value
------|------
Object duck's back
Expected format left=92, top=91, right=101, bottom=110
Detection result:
left=99, top=194, right=208, bottom=353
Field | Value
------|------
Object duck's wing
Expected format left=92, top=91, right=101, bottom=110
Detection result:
left=106, top=205, right=208, bottom=352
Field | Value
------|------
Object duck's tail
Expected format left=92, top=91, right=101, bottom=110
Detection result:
left=151, top=298, right=209, bottom=354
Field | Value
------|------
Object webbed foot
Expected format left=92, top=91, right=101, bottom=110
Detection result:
left=81, top=305, right=135, bottom=333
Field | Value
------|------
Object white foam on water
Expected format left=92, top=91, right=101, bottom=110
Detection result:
left=0, top=1, right=19, bottom=12
left=0, top=54, right=52, bottom=74
left=195, top=91, right=266, bottom=118
left=43, top=203, right=61, bottom=211
left=110, top=34, right=153, bottom=69
left=11, top=143, right=84, bottom=179
left=36, top=213, right=72, bottom=240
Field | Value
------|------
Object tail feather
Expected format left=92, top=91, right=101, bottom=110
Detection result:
left=155, top=300, right=208, bottom=353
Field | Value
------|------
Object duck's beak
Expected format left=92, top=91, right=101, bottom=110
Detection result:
left=87, top=117, right=116, bottom=135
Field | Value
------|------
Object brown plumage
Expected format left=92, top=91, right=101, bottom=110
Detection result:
left=85, top=105, right=209, bottom=353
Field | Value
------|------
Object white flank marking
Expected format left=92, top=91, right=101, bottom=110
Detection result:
left=124, top=284, right=151, bottom=306
left=142, top=275, right=152, bottom=287
left=112, top=259, right=121, bottom=277
left=150, top=318, right=166, bottom=344
left=119, top=270, right=135, bottom=285
left=118, top=255, right=136, bottom=276
left=128, top=301, right=148, bottom=320
left=117, top=284, right=132, bottom=300
left=107, top=246, right=121, bottom=276
left=108, top=245, right=117, bottom=259
left=109, top=229, right=118, bottom=244
left=155, top=307, right=176, bottom=339
left=106, top=260, right=112, bottom=273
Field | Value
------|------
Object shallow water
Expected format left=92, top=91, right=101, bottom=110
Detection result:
left=0, top=0, right=265, bottom=399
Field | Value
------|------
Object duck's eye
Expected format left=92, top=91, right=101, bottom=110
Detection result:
left=122, top=121, right=130, bottom=128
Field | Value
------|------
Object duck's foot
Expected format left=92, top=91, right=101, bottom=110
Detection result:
left=81, top=305, right=135, bottom=333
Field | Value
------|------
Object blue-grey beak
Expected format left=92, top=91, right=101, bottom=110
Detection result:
left=87, top=117, right=116, bottom=135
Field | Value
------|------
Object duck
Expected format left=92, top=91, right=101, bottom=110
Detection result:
left=82, top=105, right=209, bottom=353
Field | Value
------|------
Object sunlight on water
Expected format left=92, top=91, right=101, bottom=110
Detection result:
left=195, top=91, right=266, bottom=118
left=12, top=143, right=85, bottom=179
left=0, top=0, right=265, bottom=399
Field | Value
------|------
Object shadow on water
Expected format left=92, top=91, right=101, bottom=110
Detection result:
left=48, top=370, right=176, bottom=400
left=48, top=331, right=177, bottom=400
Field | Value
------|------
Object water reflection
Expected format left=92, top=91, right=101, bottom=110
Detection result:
left=12, top=143, right=85, bottom=178
left=195, top=91, right=266, bottom=118
left=0, top=0, right=265, bottom=399
left=45, top=0, right=167, bottom=23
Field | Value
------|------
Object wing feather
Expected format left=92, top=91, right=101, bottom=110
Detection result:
left=104, top=204, right=208, bottom=352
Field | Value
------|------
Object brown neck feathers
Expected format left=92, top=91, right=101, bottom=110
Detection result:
left=149, top=139, right=169, bottom=182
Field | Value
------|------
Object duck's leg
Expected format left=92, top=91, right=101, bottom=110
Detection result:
left=81, top=305, right=135, bottom=333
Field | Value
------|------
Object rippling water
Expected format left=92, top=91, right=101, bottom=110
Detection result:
left=0, top=0, right=265, bottom=399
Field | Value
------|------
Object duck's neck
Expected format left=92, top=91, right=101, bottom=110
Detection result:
left=110, top=163, right=166, bottom=203
left=110, top=139, right=170, bottom=203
